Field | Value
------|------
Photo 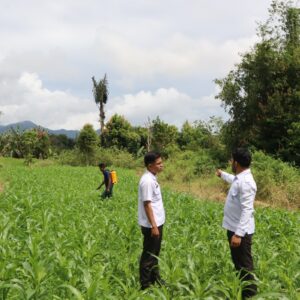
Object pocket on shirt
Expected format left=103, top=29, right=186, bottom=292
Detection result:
left=153, top=188, right=161, bottom=200
left=153, top=191, right=160, bottom=197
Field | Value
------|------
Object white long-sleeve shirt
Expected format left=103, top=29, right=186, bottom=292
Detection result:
left=221, top=169, right=256, bottom=237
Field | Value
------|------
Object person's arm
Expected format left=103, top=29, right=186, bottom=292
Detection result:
left=216, top=169, right=235, bottom=184
left=96, top=180, right=104, bottom=190
left=144, top=201, right=160, bottom=237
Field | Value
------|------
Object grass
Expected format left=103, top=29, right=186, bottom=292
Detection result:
left=0, top=158, right=299, bottom=299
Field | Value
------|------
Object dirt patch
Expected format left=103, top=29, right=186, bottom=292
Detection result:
left=0, top=182, right=4, bottom=193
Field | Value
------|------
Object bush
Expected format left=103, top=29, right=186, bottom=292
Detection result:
left=252, top=151, right=300, bottom=207
left=56, top=149, right=86, bottom=166
left=96, top=148, right=141, bottom=169
left=57, top=148, right=142, bottom=169
left=160, top=150, right=218, bottom=183
left=193, top=151, right=218, bottom=176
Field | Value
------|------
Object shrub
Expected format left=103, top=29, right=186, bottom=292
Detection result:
left=160, top=150, right=218, bottom=183
left=56, top=149, right=89, bottom=167
left=95, top=148, right=141, bottom=169
left=57, top=148, right=142, bottom=169
left=77, top=124, right=99, bottom=165
left=252, top=151, right=300, bottom=207
left=193, top=151, right=218, bottom=176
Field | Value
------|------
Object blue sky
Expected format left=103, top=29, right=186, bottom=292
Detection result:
left=0, top=0, right=278, bottom=130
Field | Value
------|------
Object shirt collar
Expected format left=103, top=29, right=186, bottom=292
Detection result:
left=235, top=168, right=251, bottom=180
left=146, top=170, right=157, bottom=180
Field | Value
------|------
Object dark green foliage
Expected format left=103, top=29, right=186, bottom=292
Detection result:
left=102, top=114, right=145, bottom=155
left=178, top=117, right=227, bottom=164
left=76, top=124, right=98, bottom=165
left=178, top=121, right=211, bottom=151
left=49, top=134, right=75, bottom=153
left=161, top=150, right=219, bottom=183
left=31, top=129, right=51, bottom=159
left=58, top=147, right=141, bottom=169
left=151, top=117, right=179, bottom=157
left=0, top=128, right=24, bottom=158
left=215, top=1, right=300, bottom=165
left=251, top=150, right=300, bottom=205
left=0, top=127, right=50, bottom=159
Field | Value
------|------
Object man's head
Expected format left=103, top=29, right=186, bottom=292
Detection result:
left=144, top=152, right=163, bottom=175
left=98, top=162, right=106, bottom=172
left=231, top=148, right=252, bottom=174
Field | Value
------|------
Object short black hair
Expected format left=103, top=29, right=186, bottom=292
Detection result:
left=144, top=152, right=161, bottom=167
left=98, top=163, right=106, bottom=168
left=232, top=148, right=252, bottom=168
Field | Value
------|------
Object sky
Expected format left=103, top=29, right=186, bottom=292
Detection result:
left=0, top=0, right=276, bottom=130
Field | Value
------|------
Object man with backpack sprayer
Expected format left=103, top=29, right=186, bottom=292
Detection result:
left=97, top=163, right=117, bottom=198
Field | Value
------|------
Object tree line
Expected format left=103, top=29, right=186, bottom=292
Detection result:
left=0, top=115, right=224, bottom=163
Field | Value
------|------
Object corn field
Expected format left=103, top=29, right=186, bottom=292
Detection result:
left=0, top=158, right=299, bottom=299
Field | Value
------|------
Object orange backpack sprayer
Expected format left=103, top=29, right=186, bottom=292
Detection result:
left=110, top=170, right=118, bottom=184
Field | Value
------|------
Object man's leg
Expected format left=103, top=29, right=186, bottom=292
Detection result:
left=227, top=231, right=257, bottom=298
left=139, top=226, right=163, bottom=289
left=150, top=226, right=163, bottom=285
left=108, top=185, right=114, bottom=197
left=101, top=190, right=109, bottom=199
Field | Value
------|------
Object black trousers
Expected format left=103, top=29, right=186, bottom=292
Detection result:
left=227, top=231, right=257, bottom=298
left=101, top=185, right=114, bottom=198
left=139, top=225, right=163, bottom=289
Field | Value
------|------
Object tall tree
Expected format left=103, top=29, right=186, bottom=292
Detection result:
left=92, top=74, right=109, bottom=141
left=178, top=119, right=223, bottom=151
left=144, top=117, right=152, bottom=152
left=77, top=124, right=98, bottom=165
left=215, top=1, right=300, bottom=165
left=151, top=117, right=179, bottom=156
left=102, top=114, right=142, bottom=154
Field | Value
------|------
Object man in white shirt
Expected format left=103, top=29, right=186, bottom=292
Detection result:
left=216, top=148, right=257, bottom=298
left=138, top=152, right=165, bottom=290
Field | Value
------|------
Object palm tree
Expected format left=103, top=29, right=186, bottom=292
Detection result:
left=92, top=74, right=109, bottom=140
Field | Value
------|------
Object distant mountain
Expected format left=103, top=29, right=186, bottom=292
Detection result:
left=0, top=121, right=80, bottom=139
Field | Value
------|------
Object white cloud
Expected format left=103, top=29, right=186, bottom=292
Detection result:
left=0, top=0, right=275, bottom=128
left=107, top=87, right=227, bottom=127
left=94, top=30, right=258, bottom=82
left=0, top=72, right=98, bottom=130
left=0, top=72, right=226, bottom=130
